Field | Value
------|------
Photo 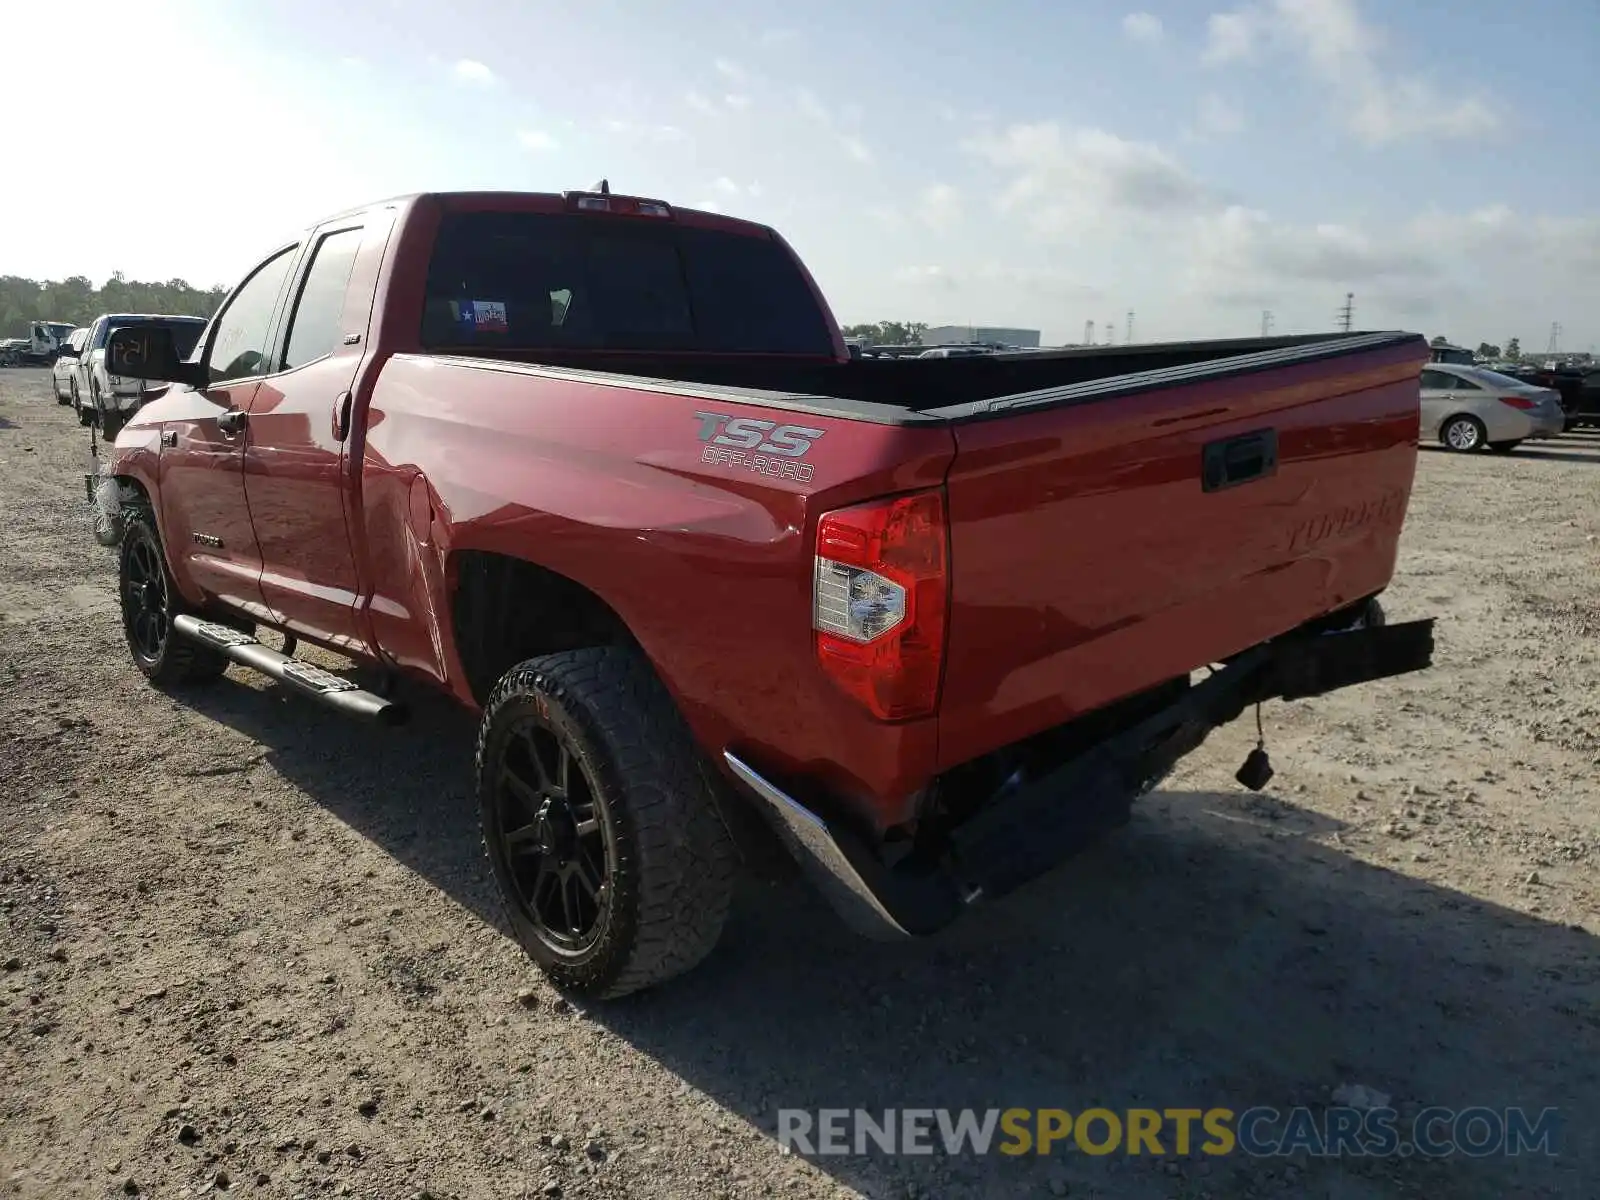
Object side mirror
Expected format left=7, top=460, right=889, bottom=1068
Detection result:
left=106, top=326, right=204, bottom=388
left=56, top=343, right=80, bottom=359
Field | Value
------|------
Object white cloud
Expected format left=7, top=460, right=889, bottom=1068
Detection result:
left=758, top=28, right=798, bottom=47
left=601, top=119, right=688, bottom=144
left=451, top=59, right=496, bottom=86
left=967, top=122, right=1212, bottom=239
left=685, top=90, right=716, bottom=114
left=841, top=136, right=873, bottom=164
left=917, top=184, right=963, bottom=232
left=711, top=176, right=741, bottom=195
left=797, top=88, right=831, bottom=124
left=517, top=130, right=559, bottom=152
left=714, top=58, right=749, bottom=84
left=1196, top=93, right=1245, bottom=136
left=723, top=93, right=752, bottom=110
left=1121, top=12, right=1164, bottom=43
left=1201, top=1, right=1501, bottom=144
left=893, top=265, right=959, bottom=290
left=1202, top=10, right=1264, bottom=63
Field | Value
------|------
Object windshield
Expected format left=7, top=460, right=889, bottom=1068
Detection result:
left=46, top=323, right=75, bottom=340
left=422, top=211, right=835, bottom=356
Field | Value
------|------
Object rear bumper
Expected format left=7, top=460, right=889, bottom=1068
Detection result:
left=1529, top=413, right=1565, bottom=438
left=727, top=610, right=1436, bottom=940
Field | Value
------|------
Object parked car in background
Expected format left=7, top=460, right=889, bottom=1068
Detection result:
left=22, top=320, right=77, bottom=364
left=49, top=328, right=89, bottom=404
left=1420, top=364, right=1565, bottom=452
left=74, top=313, right=209, bottom=434
left=1498, top=363, right=1600, bottom=430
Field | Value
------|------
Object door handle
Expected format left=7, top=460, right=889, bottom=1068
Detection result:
left=217, top=409, right=248, bottom=435
left=332, top=390, right=353, bottom=441
left=1201, top=428, right=1278, bottom=493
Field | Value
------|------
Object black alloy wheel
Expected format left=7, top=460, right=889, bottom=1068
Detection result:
left=492, top=714, right=613, bottom=955
left=122, top=529, right=171, bottom=667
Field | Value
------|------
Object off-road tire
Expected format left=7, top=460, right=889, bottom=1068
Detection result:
left=118, top=511, right=231, bottom=686
left=476, top=646, right=736, bottom=1000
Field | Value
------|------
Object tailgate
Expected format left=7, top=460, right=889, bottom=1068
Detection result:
left=935, top=334, right=1429, bottom=771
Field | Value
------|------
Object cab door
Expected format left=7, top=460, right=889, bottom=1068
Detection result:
left=155, top=245, right=299, bottom=617
left=242, top=210, right=395, bottom=654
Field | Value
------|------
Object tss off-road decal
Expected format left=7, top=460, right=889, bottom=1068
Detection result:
left=694, top=411, right=824, bottom=482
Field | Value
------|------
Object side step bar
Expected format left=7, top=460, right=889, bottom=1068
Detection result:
left=171, top=614, right=408, bottom=726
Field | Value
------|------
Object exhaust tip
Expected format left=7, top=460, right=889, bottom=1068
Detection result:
left=376, top=703, right=411, bottom=728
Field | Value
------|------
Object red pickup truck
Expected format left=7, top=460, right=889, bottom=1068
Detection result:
left=99, top=187, right=1435, bottom=998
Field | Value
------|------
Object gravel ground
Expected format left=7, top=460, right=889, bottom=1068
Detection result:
left=1, top=367, right=1596, bottom=1200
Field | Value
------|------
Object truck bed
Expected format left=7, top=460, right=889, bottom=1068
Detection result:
left=399, top=329, right=1427, bottom=807
left=441, top=331, right=1420, bottom=422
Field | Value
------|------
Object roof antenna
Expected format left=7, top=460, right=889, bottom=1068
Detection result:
left=591, top=178, right=610, bottom=195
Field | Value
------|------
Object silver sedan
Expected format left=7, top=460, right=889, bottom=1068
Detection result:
left=1419, top=364, right=1565, bottom=453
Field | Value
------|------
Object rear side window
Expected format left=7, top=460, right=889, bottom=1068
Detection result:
left=284, top=226, right=364, bottom=369
left=421, top=211, right=834, bottom=355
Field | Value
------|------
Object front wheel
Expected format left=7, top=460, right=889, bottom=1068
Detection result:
left=54, top=375, right=69, bottom=404
left=73, top=380, right=93, bottom=426
left=1442, top=415, right=1487, bottom=452
left=118, top=513, right=231, bottom=685
left=475, top=646, right=736, bottom=1000
left=1487, top=440, right=1522, bottom=454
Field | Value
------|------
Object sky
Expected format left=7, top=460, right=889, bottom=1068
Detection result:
left=3, top=0, right=1596, bottom=350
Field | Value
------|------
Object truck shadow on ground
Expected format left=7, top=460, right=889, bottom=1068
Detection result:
left=1507, top=445, right=1600, bottom=466
left=180, top=680, right=1597, bottom=1200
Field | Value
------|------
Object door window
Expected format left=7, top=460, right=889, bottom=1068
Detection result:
left=1420, top=370, right=1454, bottom=390
left=206, top=248, right=297, bottom=385
left=282, top=227, right=365, bottom=370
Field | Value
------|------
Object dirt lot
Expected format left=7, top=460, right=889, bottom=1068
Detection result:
left=0, top=367, right=1596, bottom=1200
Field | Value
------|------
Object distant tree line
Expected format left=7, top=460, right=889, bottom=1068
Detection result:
left=1, top=272, right=228, bottom=338
left=842, top=321, right=929, bottom=346
left=1432, top=335, right=1525, bottom=360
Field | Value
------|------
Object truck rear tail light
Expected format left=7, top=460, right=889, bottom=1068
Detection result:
left=812, top=489, right=949, bottom=722
left=1498, top=395, right=1537, bottom=410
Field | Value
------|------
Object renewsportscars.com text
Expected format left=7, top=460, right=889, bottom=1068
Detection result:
left=777, top=1106, right=1562, bottom=1159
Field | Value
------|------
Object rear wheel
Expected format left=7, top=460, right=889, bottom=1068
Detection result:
left=1487, top=440, right=1522, bottom=454
left=1442, top=415, right=1486, bottom=452
left=118, top=512, right=231, bottom=686
left=476, top=645, right=736, bottom=999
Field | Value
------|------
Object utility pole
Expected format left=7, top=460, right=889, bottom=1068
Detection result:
left=1261, top=310, right=1274, bottom=337
left=1125, top=311, right=1134, bottom=344
left=1336, top=293, right=1354, bottom=333
left=1548, top=322, right=1562, bottom=354
left=1105, top=318, right=1115, bottom=346
left=1084, top=319, right=1094, bottom=346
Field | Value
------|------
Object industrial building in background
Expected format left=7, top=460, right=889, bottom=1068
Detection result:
left=922, top=325, right=1041, bottom=348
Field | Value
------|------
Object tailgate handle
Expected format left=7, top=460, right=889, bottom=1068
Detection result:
left=1202, top=428, right=1277, bottom=493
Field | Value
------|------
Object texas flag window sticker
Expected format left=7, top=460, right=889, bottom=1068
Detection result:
left=450, top=299, right=509, bottom=333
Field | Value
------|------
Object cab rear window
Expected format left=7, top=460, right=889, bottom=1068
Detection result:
left=421, top=211, right=835, bottom=356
